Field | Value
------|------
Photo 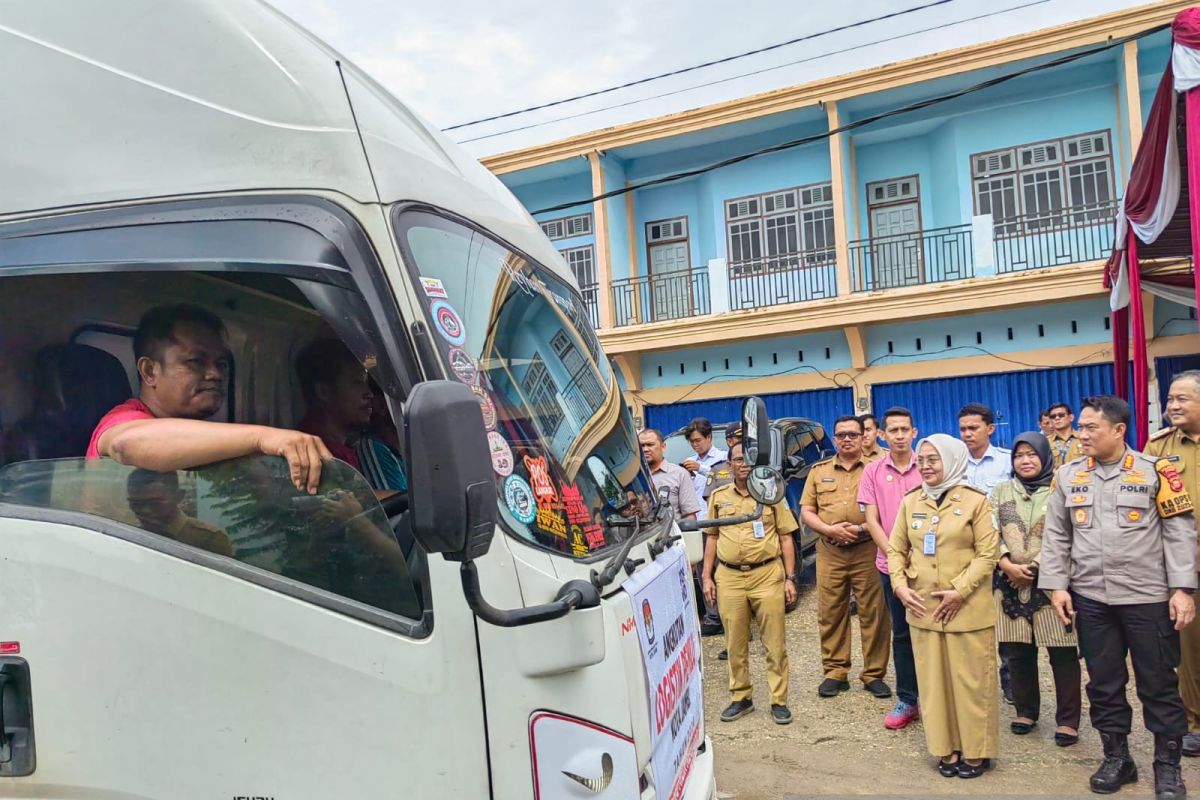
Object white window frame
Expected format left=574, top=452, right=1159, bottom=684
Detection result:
left=539, top=212, right=593, bottom=241
left=559, top=244, right=596, bottom=288
left=970, top=130, right=1114, bottom=238
left=724, top=182, right=834, bottom=275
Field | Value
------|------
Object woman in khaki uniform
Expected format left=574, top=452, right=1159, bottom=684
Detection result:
left=990, top=432, right=1080, bottom=746
left=888, top=433, right=1000, bottom=779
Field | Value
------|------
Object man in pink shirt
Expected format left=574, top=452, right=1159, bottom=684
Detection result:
left=857, top=407, right=922, bottom=730
left=88, top=304, right=332, bottom=494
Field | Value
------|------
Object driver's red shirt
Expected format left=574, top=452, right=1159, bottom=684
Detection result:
left=86, top=398, right=155, bottom=459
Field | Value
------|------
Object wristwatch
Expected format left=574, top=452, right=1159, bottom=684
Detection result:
left=786, top=573, right=797, bottom=581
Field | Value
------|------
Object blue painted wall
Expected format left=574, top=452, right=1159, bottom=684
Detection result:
left=635, top=179, right=705, bottom=275
left=865, top=297, right=1112, bottom=365
left=641, top=330, right=851, bottom=390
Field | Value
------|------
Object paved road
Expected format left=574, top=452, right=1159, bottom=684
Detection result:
left=701, top=568, right=1199, bottom=798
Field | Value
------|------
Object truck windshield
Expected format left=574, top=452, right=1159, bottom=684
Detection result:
left=394, top=210, right=657, bottom=559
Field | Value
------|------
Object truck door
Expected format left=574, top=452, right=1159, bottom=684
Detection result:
left=0, top=455, right=490, bottom=799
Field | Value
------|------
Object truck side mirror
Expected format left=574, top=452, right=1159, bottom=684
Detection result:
left=404, top=380, right=497, bottom=561
left=741, top=396, right=771, bottom=467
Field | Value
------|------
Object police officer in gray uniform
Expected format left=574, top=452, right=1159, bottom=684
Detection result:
left=1040, top=396, right=1197, bottom=799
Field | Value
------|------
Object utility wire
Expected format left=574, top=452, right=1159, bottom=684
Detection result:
left=457, top=0, right=1050, bottom=145
left=443, top=0, right=959, bottom=131
left=530, top=22, right=1168, bottom=216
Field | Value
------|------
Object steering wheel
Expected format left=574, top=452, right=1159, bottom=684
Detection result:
left=380, top=491, right=410, bottom=517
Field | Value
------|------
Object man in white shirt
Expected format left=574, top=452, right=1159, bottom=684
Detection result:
left=682, top=417, right=727, bottom=501
left=639, top=429, right=702, bottom=521
left=959, top=402, right=1012, bottom=496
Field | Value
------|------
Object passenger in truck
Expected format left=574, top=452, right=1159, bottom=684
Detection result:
left=87, top=304, right=333, bottom=493
left=295, top=338, right=408, bottom=494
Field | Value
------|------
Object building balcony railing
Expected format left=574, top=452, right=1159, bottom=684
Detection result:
left=579, top=283, right=600, bottom=329
left=611, top=268, right=710, bottom=326
left=849, top=224, right=975, bottom=292
left=727, top=252, right=839, bottom=310
left=993, top=199, right=1117, bottom=274
left=848, top=199, right=1117, bottom=292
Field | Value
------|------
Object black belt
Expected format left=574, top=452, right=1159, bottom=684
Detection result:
left=718, top=557, right=779, bottom=572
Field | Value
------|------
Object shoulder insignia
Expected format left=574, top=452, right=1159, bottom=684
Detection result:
left=959, top=485, right=987, bottom=496
left=1156, top=457, right=1193, bottom=517
left=1150, top=426, right=1177, bottom=442
left=903, top=485, right=924, bottom=496
left=812, top=455, right=835, bottom=468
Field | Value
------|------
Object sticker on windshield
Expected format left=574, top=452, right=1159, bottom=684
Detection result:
left=504, top=475, right=537, bottom=524
left=524, top=455, right=560, bottom=509
left=420, top=276, right=448, bottom=298
left=471, top=385, right=497, bottom=430
left=430, top=300, right=466, bottom=346
left=569, top=525, right=589, bottom=557
left=488, top=431, right=514, bottom=476
left=561, top=482, right=590, bottom=525
left=447, top=347, right=478, bottom=385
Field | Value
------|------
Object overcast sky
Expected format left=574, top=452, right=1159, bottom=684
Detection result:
left=266, top=0, right=1149, bottom=158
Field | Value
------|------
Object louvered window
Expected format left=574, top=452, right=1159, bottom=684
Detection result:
left=539, top=212, right=592, bottom=241
left=970, top=131, right=1114, bottom=236
left=646, top=217, right=688, bottom=243
left=724, top=182, right=833, bottom=274
left=867, top=177, right=918, bottom=204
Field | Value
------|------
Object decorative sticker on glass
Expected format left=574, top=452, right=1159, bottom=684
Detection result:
left=569, top=525, right=589, bottom=557
left=420, top=276, right=448, bottom=298
left=504, top=475, right=537, bottom=524
left=561, top=482, right=590, bottom=526
left=583, top=523, right=607, bottom=550
left=430, top=299, right=467, bottom=346
left=525, top=455, right=560, bottom=509
left=447, top=347, right=478, bottom=385
left=470, top=385, right=497, bottom=431
left=488, top=431, right=514, bottom=477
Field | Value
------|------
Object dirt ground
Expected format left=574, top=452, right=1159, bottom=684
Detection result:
left=702, top=563, right=1199, bottom=799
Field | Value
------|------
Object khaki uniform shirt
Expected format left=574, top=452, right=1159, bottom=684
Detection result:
left=800, top=455, right=869, bottom=544
left=1048, top=431, right=1085, bottom=469
left=164, top=514, right=234, bottom=557
left=706, top=483, right=800, bottom=565
left=1039, top=450, right=1198, bottom=605
left=861, top=444, right=887, bottom=463
left=702, top=459, right=734, bottom=499
left=1146, top=426, right=1200, bottom=546
left=887, top=485, right=999, bottom=632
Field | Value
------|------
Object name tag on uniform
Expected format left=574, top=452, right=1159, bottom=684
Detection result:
left=752, top=520, right=766, bottom=539
left=923, top=533, right=936, bottom=555
left=821, top=477, right=836, bottom=482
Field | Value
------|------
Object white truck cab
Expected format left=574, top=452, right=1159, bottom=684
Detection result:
left=0, top=3, right=785, bottom=797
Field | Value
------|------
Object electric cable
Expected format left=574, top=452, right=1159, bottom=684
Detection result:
left=443, top=0, right=960, bottom=131
left=529, top=22, right=1168, bottom=216
left=457, top=0, right=1051, bottom=145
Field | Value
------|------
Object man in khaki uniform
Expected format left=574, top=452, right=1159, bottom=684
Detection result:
left=859, top=413, right=886, bottom=462
left=800, top=415, right=892, bottom=699
left=702, top=442, right=799, bottom=725
left=1147, top=370, right=1200, bottom=758
left=1047, top=402, right=1085, bottom=468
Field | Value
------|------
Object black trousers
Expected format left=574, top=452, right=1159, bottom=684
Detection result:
left=1074, top=593, right=1188, bottom=736
left=998, top=641, right=1082, bottom=728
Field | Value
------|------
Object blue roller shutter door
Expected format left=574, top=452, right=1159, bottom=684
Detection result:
left=869, top=364, right=1119, bottom=449
left=644, top=386, right=854, bottom=436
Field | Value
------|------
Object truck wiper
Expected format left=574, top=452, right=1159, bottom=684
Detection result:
left=591, top=514, right=643, bottom=591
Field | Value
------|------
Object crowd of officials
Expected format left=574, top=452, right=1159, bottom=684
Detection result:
left=642, top=372, right=1200, bottom=798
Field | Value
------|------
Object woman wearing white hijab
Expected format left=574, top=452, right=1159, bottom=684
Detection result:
left=888, top=433, right=1001, bottom=778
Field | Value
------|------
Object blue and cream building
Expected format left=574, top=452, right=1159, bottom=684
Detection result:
left=485, top=1, right=1200, bottom=444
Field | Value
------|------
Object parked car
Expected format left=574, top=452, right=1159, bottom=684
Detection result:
left=663, top=417, right=833, bottom=556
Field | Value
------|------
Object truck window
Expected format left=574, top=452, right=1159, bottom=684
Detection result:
left=0, top=455, right=423, bottom=620
left=394, top=210, right=659, bottom=559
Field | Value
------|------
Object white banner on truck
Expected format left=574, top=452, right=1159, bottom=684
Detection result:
left=624, top=544, right=703, bottom=800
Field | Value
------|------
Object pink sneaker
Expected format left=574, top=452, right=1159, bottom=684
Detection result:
left=884, top=700, right=919, bottom=730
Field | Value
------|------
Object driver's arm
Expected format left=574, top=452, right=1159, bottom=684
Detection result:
left=100, top=418, right=332, bottom=493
